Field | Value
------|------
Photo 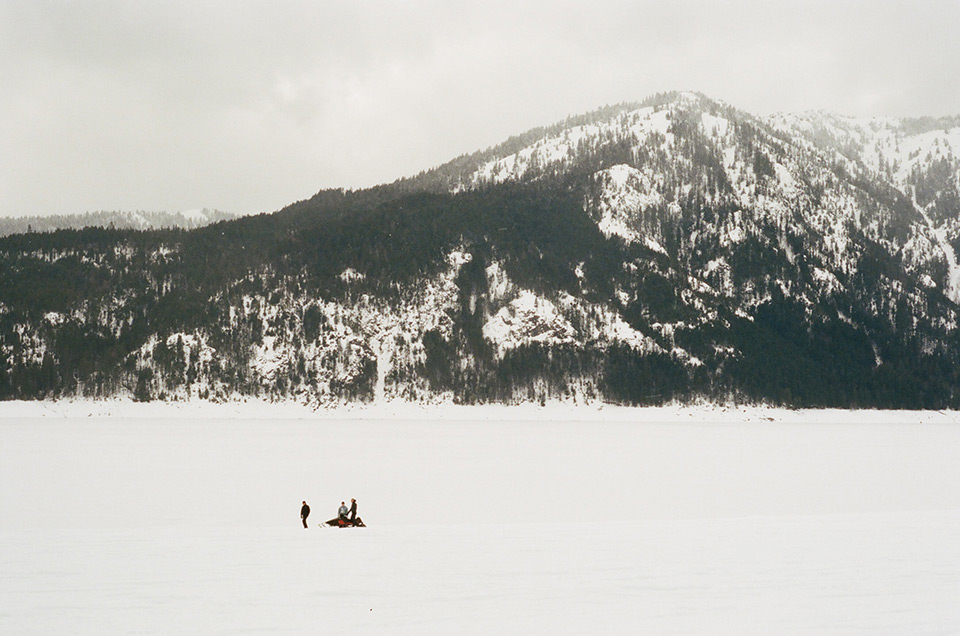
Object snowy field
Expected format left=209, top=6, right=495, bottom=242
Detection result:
left=2, top=401, right=959, bottom=635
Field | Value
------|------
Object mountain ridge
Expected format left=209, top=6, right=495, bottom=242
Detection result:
left=2, top=91, right=959, bottom=408
left=0, top=208, right=237, bottom=237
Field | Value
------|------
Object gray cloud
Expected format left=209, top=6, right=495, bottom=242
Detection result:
left=2, top=0, right=958, bottom=217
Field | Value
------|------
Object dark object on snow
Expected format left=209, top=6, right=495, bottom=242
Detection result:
left=301, top=501, right=310, bottom=528
left=324, top=516, right=366, bottom=528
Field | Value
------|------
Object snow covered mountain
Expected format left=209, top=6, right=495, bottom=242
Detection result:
left=767, top=110, right=960, bottom=300
left=0, top=208, right=236, bottom=237
left=2, top=92, right=959, bottom=407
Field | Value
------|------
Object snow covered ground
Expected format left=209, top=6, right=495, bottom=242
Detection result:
left=2, top=402, right=959, bottom=635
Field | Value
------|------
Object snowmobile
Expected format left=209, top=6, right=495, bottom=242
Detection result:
left=324, top=516, right=365, bottom=528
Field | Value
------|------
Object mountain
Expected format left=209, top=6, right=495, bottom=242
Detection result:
left=2, top=92, right=960, bottom=407
left=0, top=208, right=237, bottom=237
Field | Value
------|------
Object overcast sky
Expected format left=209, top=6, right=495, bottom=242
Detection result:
left=1, top=0, right=957, bottom=218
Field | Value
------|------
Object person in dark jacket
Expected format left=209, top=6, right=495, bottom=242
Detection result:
left=301, top=501, right=310, bottom=528
left=348, top=498, right=358, bottom=522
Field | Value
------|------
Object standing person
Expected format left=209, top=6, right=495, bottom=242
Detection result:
left=338, top=501, right=349, bottom=520
left=348, top=498, right=358, bottom=523
left=300, top=501, right=310, bottom=528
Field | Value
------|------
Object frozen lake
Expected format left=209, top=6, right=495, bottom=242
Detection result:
left=2, top=403, right=959, bottom=634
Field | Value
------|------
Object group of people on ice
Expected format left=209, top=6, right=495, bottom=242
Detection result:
left=300, top=498, right=365, bottom=528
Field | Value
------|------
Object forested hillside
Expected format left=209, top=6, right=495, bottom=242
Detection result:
left=3, top=92, right=959, bottom=407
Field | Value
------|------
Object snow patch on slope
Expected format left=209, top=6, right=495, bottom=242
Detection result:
left=593, top=164, right=666, bottom=244
left=483, top=291, right=577, bottom=354
left=481, top=263, right=661, bottom=357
